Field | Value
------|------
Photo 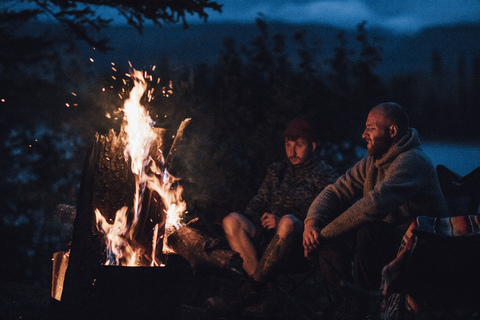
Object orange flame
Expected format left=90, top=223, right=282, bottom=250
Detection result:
left=122, top=69, right=157, bottom=224
left=95, top=68, right=187, bottom=266
left=95, top=207, right=134, bottom=266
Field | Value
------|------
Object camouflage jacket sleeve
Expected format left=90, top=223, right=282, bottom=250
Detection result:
left=243, top=163, right=280, bottom=226
left=244, top=157, right=337, bottom=223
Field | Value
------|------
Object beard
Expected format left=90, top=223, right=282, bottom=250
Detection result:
left=367, top=134, right=393, bottom=157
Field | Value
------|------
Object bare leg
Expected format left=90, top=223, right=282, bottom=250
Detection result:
left=223, top=212, right=259, bottom=276
left=252, top=214, right=302, bottom=283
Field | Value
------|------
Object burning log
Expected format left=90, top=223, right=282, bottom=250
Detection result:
left=165, top=118, right=191, bottom=169
left=51, top=250, right=69, bottom=301
left=166, top=223, right=243, bottom=273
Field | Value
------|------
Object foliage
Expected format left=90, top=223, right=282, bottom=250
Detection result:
left=1, top=0, right=222, bottom=52
left=0, top=78, right=86, bottom=284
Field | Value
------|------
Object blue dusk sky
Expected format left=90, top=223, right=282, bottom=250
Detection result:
left=199, top=0, right=480, bottom=33
left=13, top=0, right=480, bottom=34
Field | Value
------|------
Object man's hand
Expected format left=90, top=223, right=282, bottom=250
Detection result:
left=303, top=219, right=323, bottom=259
left=261, top=212, right=280, bottom=230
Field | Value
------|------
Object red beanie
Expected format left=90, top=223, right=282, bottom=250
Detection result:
left=283, top=118, right=315, bottom=142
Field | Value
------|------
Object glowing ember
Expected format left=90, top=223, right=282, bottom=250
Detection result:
left=95, top=68, right=187, bottom=266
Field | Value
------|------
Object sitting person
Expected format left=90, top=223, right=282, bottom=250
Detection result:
left=207, top=118, right=338, bottom=315
left=303, top=102, right=449, bottom=320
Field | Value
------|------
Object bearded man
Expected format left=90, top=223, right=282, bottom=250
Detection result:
left=303, top=102, right=448, bottom=320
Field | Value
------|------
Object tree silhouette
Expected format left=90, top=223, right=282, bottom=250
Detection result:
left=2, top=0, right=222, bottom=50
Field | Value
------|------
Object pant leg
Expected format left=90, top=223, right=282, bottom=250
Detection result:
left=316, top=235, right=358, bottom=319
left=317, top=237, right=354, bottom=297
left=317, top=222, right=402, bottom=319
left=354, top=221, right=402, bottom=291
left=353, top=222, right=402, bottom=319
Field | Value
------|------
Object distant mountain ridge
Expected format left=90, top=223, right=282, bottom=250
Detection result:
left=86, top=22, right=480, bottom=80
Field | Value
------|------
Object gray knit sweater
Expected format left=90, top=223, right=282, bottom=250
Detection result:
left=305, top=128, right=448, bottom=240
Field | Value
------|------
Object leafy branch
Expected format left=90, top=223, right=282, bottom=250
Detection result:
left=13, top=0, right=223, bottom=50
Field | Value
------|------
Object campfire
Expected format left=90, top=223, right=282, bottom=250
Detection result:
left=53, top=67, right=242, bottom=319
left=94, top=68, right=187, bottom=267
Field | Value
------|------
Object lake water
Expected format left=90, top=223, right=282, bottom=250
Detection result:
left=422, top=141, right=480, bottom=176
left=356, top=141, right=480, bottom=177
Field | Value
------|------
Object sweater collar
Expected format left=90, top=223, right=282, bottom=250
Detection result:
left=287, top=154, right=316, bottom=171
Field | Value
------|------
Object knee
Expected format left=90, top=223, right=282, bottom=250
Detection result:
left=222, top=212, right=246, bottom=236
left=277, top=214, right=302, bottom=237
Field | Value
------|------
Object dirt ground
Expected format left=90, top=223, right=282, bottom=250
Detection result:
left=2, top=279, right=479, bottom=320
left=0, top=259, right=327, bottom=320
left=3, top=252, right=478, bottom=320
left=0, top=280, right=51, bottom=320
left=0, top=280, right=317, bottom=320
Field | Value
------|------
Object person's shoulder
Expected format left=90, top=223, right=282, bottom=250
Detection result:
left=267, top=160, right=288, bottom=174
left=394, top=146, right=432, bottom=169
left=311, top=157, right=338, bottom=176
left=311, top=158, right=333, bottom=171
left=397, top=146, right=428, bottom=160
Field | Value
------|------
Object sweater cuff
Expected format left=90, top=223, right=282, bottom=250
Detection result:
left=304, top=217, right=319, bottom=227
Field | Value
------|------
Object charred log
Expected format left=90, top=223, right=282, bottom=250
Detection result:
left=166, top=225, right=243, bottom=274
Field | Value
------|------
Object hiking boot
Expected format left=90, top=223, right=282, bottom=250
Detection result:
left=205, top=280, right=260, bottom=316
left=243, top=282, right=280, bottom=317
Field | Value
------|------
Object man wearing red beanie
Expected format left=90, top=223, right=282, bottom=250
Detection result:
left=206, top=118, right=337, bottom=316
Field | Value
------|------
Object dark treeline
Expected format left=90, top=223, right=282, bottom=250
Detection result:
left=1, top=17, right=479, bottom=287
left=164, top=20, right=387, bottom=222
